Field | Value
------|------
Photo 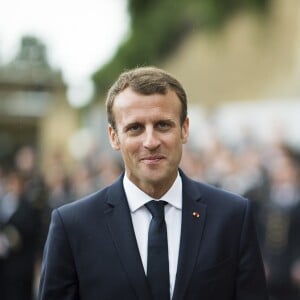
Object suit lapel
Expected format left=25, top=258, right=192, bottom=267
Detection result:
left=104, top=176, right=152, bottom=300
left=172, top=172, right=207, bottom=300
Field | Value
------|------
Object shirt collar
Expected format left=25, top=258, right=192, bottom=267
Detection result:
left=123, top=172, right=182, bottom=213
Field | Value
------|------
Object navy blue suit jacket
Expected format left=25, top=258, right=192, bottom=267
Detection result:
left=39, top=171, right=268, bottom=299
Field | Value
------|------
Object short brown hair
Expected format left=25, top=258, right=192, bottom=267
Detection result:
left=106, top=66, right=188, bottom=130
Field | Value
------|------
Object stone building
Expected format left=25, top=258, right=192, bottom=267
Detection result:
left=0, top=36, right=78, bottom=172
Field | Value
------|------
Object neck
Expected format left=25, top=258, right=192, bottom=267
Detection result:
left=126, top=172, right=177, bottom=199
left=142, top=183, right=171, bottom=199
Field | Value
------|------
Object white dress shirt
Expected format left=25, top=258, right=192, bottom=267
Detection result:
left=123, top=173, right=182, bottom=298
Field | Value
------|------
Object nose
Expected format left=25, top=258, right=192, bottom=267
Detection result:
left=143, top=128, right=160, bottom=150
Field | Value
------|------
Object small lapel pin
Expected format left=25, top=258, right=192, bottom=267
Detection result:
left=193, top=211, right=200, bottom=218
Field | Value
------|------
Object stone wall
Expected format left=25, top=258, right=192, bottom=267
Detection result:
left=163, top=0, right=300, bottom=107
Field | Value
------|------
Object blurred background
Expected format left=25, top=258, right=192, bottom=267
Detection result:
left=0, top=0, right=300, bottom=299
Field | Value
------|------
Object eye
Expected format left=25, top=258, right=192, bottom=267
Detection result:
left=157, top=121, right=171, bottom=130
left=126, top=123, right=143, bottom=135
left=129, top=124, right=142, bottom=131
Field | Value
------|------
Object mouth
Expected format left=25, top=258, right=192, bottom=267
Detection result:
left=141, top=155, right=165, bottom=165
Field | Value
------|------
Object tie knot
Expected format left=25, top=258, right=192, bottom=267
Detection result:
left=146, top=200, right=167, bottom=217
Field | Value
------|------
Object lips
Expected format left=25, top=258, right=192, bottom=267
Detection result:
left=141, top=154, right=165, bottom=164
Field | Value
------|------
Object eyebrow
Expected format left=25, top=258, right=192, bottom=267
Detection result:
left=124, top=118, right=176, bottom=130
left=155, top=118, right=177, bottom=127
left=158, top=119, right=175, bottom=124
left=123, top=122, right=142, bottom=132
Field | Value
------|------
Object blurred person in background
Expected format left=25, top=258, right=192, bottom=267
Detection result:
left=0, top=169, right=41, bottom=300
left=93, top=153, right=123, bottom=188
left=15, top=146, right=48, bottom=210
left=245, top=149, right=300, bottom=300
left=39, top=66, right=267, bottom=300
left=0, top=165, right=7, bottom=198
left=69, top=162, right=98, bottom=200
left=15, top=146, right=50, bottom=257
left=46, top=165, right=71, bottom=210
left=179, top=146, right=205, bottom=181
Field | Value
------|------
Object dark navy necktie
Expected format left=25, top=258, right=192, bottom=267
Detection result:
left=145, top=200, right=170, bottom=300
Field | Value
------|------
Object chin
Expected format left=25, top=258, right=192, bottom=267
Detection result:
left=144, top=172, right=168, bottom=184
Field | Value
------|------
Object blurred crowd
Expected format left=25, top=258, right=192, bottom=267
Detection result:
left=0, top=130, right=300, bottom=300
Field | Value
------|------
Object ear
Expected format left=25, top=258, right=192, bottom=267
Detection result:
left=181, top=117, right=189, bottom=144
left=108, top=125, right=120, bottom=150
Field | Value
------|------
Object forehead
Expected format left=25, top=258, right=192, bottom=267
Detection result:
left=113, top=87, right=181, bottom=115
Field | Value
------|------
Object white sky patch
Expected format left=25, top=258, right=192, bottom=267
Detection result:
left=0, top=0, right=130, bottom=107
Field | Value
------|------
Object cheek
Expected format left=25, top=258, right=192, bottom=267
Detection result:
left=169, top=137, right=184, bottom=158
left=166, top=133, right=184, bottom=148
left=119, top=139, right=140, bottom=158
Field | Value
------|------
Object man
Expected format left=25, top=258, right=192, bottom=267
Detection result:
left=39, top=66, right=268, bottom=299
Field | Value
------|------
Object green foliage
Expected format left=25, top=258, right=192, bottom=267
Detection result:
left=92, top=0, right=269, bottom=99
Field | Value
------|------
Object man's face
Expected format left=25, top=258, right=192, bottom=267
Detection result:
left=108, top=87, right=189, bottom=196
